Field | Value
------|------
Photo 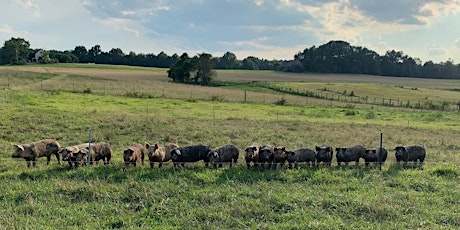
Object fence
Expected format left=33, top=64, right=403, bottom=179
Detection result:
left=253, top=82, right=460, bottom=112
left=2, top=77, right=460, bottom=112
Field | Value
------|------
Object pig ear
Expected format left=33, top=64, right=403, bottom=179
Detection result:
left=145, top=142, right=150, bottom=149
left=154, top=143, right=159, bottom=149
left=282, top=147, right=286, bottom=151
left=14, top=145, right=25, bottom=151
left=326, top=146, right=331, bottom=151
left=252, top=146, right=257, bottom=151
left=315, top=146, right=320, bottom=151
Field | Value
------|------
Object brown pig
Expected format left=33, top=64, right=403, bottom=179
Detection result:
left=145, top=142, right=179, bottom=168
left=123, top=143, right=146, bottom=166
left=58, top=143, right=90, bottom=167
left=273, top=146, right=287, bottom=169
left=79, top=142, right=112, bottom=165
left=11, top=139, right=61, bottom=167
left=244, top=143, right=260, bottom=169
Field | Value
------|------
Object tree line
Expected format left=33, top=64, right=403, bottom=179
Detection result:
left=1, top=37, right=459, bottom=81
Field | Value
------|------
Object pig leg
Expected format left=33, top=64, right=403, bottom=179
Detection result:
left=159, top=163, right=163, bottom=168
left=25, top=158, right=32, bottom=168
left=46, top=156, right=51, bottom=165
left=150, top=162, right=154, bottom=168
left=105, top=155, right=111, bottom=165
left=55, top=153, right=61, bottom=165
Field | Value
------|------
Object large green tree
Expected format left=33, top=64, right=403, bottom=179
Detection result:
left=193, top=53, right=216, bottom=85
left=0, top=37, right=31, bottom=65
left=216, top=51, right=239, bottom=69
left=167, top=53, right=195, bottom=83
left=72, top=46, right=88, bottom=63
left=167, top=52, right=216, bottom=85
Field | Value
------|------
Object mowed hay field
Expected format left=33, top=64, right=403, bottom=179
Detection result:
left=0, top=64, right=459, bottom=229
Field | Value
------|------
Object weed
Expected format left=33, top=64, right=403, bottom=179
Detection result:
left=275, top=96, right=287, bottom=105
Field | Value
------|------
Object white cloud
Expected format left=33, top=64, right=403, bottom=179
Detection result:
left=121, top=10, right=135, bottom=16
left=95, top=17, right=141, bottom=37
left=416, top=1, right=460, bottom=24
left=15, top=0, right=40, bottom=17
left=0, top=25, right=29, bottom=41
left=254, top=0, right=264, bottom=6
left=426, top=44, right=445, bottom=56
left=283, top=0, right=422, bottom=45
left=456, top=38, right=460, bottom=48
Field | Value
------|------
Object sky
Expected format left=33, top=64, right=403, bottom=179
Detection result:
left=1, top=0, right=460, bottom=63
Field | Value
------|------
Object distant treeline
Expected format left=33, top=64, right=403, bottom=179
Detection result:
left=1, top=38, right=459, bottom=79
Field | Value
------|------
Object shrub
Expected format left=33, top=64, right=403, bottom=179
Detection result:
left=275, top=97, right=287, bottom=106
left=83, top=87, right=92, bottom=94
left=345, top=109, right=357, bottom=116
left=210, top=95, right=225, bottom=102
left=364, top=110, right=376, bottom=119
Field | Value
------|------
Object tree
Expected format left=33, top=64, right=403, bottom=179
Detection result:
left=0, top=37, right=31, bottom=65
left=167, top=52, right=216, bottom=85
left=167, top=53, right=195, bottom=83
left=108, top=48, right=126, bottom=65
left=72, top=46, right=88, bottom=63
left=49, top=50, right=78, bottom=63
left=216, top=51, right=239, bottom=69
left=88, top=45, right=102, bottom=63
left=241, top=57, right=260, bottom=70
left=193, top=53, right=216, bottom=85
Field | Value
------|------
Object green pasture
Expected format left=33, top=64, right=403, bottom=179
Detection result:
left=0, top=65, right=459, bottom=229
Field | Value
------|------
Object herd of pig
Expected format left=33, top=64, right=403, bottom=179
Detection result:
left=10, top=139, right=427, bottom=169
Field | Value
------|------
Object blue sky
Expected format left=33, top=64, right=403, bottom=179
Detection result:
left=1, top=0, right=459, bottom=63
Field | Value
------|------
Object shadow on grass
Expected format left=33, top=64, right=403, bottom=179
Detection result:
left=3, top=160, right=455, bottom=186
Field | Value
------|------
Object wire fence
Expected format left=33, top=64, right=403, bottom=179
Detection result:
left=2, top=78, right=460, bottom=111
left=253, top=82, right=460, bottom=112
left=3, top=157, right=459, bottom=168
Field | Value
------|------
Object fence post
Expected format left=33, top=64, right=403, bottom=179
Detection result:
left=88, top=128, right=92, bottom=168
left=379, top=133, right=383, bottom=171
left=213, top=107, right=215, bottom=120
left=244, top=90, right=247, bottom=103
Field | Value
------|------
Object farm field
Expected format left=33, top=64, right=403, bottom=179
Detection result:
left=0, top=64, right=459, bottom=229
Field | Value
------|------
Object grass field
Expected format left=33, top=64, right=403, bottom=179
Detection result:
left=0, top=64, right=459, bottom=229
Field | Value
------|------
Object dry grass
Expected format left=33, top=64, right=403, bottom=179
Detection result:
left=5, top=65, right=460, bottom=111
